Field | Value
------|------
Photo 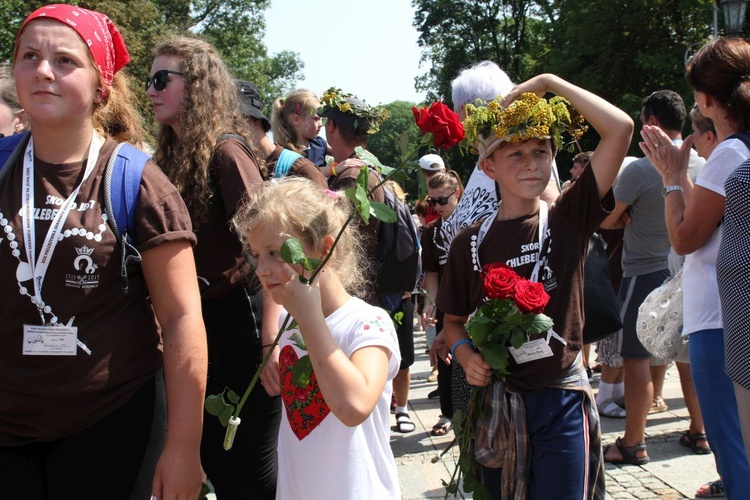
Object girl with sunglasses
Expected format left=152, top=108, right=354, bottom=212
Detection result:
left=421, top=169, right=464, bottom=437
left=0, top=5, right=207, bottom=499
left=147, top=35, right=281, bottom=499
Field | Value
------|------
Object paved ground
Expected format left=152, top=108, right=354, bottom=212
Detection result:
left=392, top=327, right=721, bottom=499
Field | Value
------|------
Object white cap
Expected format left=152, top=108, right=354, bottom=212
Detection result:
left=418, top=154, right=446, bottom=171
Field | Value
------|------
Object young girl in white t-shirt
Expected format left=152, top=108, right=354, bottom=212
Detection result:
left=233, top=177, right=401, bottom=500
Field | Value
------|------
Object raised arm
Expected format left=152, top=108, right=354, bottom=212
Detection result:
left=504, top=74, right=634, bottom=199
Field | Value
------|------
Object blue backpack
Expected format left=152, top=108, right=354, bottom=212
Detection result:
left=0, top=132, right=150, bottom=293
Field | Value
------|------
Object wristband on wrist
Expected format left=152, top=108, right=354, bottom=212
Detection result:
left=262, top=343, right=275, bottom=349
left=450, top=338, right=474, bottom=359
left=330, top=163, right=338, bottom=176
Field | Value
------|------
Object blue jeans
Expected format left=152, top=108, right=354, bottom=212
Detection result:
left=482, top=387, right=589, bottom=500
left=690, top=329, right=750, bottom=499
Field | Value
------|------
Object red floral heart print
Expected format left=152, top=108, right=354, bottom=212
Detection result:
left=279, top=345, right=331, bottom=440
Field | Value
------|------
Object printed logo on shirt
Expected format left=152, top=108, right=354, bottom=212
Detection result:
left=506, top=230, right=557, bottom=292
left=65, top=245, right=100, bottom=289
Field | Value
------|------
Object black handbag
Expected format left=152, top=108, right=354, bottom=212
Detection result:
left=583, top=232, right=623, bottom=344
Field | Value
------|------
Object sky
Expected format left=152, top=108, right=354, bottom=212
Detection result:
left=263, top=0, right=429, bottom=106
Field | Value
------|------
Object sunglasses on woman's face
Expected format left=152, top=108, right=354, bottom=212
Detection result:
left=145, top=70, right=185, bottom=92
left=426, top=189, right=457, bottom=207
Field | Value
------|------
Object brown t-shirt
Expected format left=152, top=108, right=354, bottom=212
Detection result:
left=437, top=166, right=614, bottom=392
left=421, top=217, right=448, bottom=283
left=0, top=138, right=194, bottom=445
left=266, top=144, right=328, bottom=189
left=192, top=138, right=264, bottom=299
left=328, top=161, right=385, bottom=261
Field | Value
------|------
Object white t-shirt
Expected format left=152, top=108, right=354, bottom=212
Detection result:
left=683, top=137, right=750, bottom=335
left=276, top=297, right=401, bottom=500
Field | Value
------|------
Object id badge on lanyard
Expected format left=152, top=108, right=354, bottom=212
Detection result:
left=20, top=132, right=101, bottom=356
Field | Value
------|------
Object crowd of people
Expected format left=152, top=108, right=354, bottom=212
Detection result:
left=2, top=4, right=750, bottom=500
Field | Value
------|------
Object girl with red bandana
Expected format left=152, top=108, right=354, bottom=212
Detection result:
left=0, top=5, right=207, bottom=499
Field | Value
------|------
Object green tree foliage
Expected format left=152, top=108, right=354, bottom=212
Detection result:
left=412, top=0, right=718, bottom=161
left=539, top=0, right=714, bottom=146
left=413, top=0, right=545, bottom=105
left=0, top=0, right=303, bottom=131
left=367, top=101, right=424, bottom=202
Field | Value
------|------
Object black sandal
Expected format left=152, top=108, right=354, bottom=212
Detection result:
left=603, top=437, right=649, bottom=465
left=680, top=430, right=711, bottom=455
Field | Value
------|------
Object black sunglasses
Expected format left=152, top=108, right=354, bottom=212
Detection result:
left=145, top=70, right=185, bottom=92
left=426, top=189, right=457, bottom=207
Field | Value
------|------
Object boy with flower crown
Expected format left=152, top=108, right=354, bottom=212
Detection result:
left=438, top=74, right=633, bottom=499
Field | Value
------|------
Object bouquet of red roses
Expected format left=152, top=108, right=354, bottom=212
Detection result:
left=467, top=263, right=553, bottom=377
left=441, top=263, right=553, bottom=499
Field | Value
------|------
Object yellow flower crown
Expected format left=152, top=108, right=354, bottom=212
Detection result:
left=319, top=87, right=390, bottom=135
left=463, top=92, right=588, bottom=153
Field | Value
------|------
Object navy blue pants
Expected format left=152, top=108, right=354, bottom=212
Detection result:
left=690, top=329, right=750, bottom=498
left=481, top=387, right=590, bottom=499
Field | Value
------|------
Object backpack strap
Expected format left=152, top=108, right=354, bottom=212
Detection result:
left=274, top=148, right=302, bottom=178
left=0, top=132, right=31, bottom=186
left=104, top=143, right=150, bottom=293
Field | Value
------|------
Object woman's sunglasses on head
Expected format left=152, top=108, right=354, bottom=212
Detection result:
left=145, top=70, right=185, bottom=92
left=426, top=189, right=457, bottom=207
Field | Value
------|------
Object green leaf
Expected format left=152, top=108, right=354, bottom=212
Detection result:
left=356, top=164, right=371, bottom=191
left=370, top=201, right=397, bottom=223
left=290, top=332, right=307, bottom=351
left=468, top=317, right=493, bottom=346
left=392, top=311, right=404, bottom=325
left=462, top=473, right=479, bottom=493
left=291, top=354, right=314, bottom=388
left=226, top=389, right=240, bottom=405
left=354, top=186, right=372, bottom=224
left=481, top=343, right=510, bottom=375
left=521, top=313, right=555, bottom=334
left=205, top=393, right=235, bottom=427
left=280, top=238, right=321, bottom=272
left=280, top=238, right=306, bottom=266
left=355, top=146, right=385, bottom=170
left=510, top=329, right=526, bottom=348
left=487, top=321, right=510, bottom=344
left=505, top=310, right=523, bottom=328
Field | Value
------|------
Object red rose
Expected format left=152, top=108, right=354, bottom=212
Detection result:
left=482, top=263, right=519, bottom=300
left=512, top=279, right=550, bottom=314
left=412, top=101, right=466, bottom=149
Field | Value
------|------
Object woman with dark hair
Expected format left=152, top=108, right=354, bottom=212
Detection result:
left=0, top=5, right=207, bottom=499
left=147, top=34, right=281, bottom=499
left=642, top=36, right=750, bottom=498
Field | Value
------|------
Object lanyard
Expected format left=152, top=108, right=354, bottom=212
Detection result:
left=21, top=131, right=102, bottom=321
left=475, top=201, right=549, bottom=282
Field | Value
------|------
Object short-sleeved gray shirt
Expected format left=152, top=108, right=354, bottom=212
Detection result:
left=614, top=149, right=703, bottom=277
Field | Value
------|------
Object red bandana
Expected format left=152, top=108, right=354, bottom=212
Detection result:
left=17, top=4, right=130, bottom=98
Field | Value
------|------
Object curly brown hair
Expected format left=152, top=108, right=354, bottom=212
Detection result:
left=151, top=34, right=264, bottom=222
